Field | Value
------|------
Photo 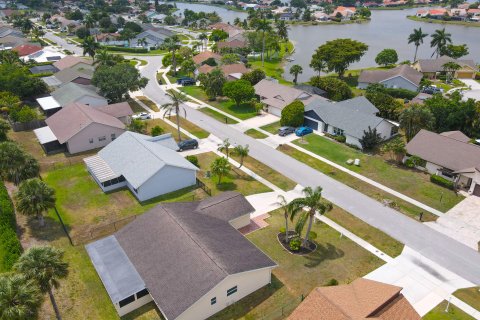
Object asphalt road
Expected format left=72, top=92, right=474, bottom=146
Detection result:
left=139, top=56, right=480, bottom=285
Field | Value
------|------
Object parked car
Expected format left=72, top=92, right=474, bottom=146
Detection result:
left=278, top=126, right=295, bottom=136
left=132, top=112, right=151, bottom=120
left=176, top=77, right=196, bottom=86
left=177, top=139, right=198, bottom=151
left=422, top=86, right=442, bottom=94
left=295, top=126, right=313, bottom=137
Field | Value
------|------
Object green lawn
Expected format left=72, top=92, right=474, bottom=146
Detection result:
left=137, top=96, right=160, bottom=112
left=260, top=121, right=281, bottom=134
left=423, top=301, right=475, bottom=320
left=453, top=287, right=480, bottom=312
left=199, top=107, right=239, bottom=124
left=278, top=144, right=437, bottom=221
left=292, top=135, right=463, bottom=213
left=168, top=115, right=210, bottom=139
left=211, top=209, right=385, bottom=319
left=248, top=41, right=293, bottom=86
left=127, top=98, right=147, bottom=113
left=244, top=128, right=268, bottom=139
left=145, top=118, right=189, bottom=142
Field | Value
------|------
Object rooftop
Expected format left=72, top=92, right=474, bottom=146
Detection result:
left=358, top=65, right=423, bottom=86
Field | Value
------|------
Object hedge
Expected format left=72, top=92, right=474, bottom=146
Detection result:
left=430, top=174, right=454, bottom=190
left=103, top=46, right=149, bottom=53
left=0, top=182, right=22, bottom=271
left=384, top=88, right=417, bottom=100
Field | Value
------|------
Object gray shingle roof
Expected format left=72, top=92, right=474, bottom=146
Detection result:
left=51, top=83, right=104, bottom=106
left=416, top=57, right=477, bottom=73
left=254, top=79, right=316, bottom=110
left=358, top=65, right=423, bottom=86
left=98, top=132, right=198, bottom=189
left=29, top=64, right=59, bottom=74
left=114, top=193, right=276, bottom=319
left=53, top=66, right=93, bottom=84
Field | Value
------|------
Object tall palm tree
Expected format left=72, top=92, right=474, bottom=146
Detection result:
left=275, top=20, right=289, bottom=42
left=289, top=64, right=303, bottom=85
left=276, top=195, right=291, bottom=244
left=160, top=90, right=188, bottom=142
left=430, top=28, right=452, bottom=58
left=14, top=247, right=68, bottom=320
left=217, top=138, right=231, bottom=159
left=137, top=37, right=147, bottom=48
left=0, top=274, right=42, bottom=320
left=21, top=19, right=33, bottom=35
left=81, top=36, right=99, bottom=60
left=309, top=58, right=327, bottom=77
left=408, top=27, right=428, bottom=62
left=198, top=33, right=208, bottom=51
left=288, top=186, right=332, bottom=247
left=162, top=35, right=181, bottom=75
left=233, top=144, right=249, bottom=168
left=93, top=49, right=122, bottom=67
left=210, top=156, right=231, bottom=184
left=83, top=14, right=95, bottom=36
left=255, top=17, right=271, bottom=67
left=15, top=178, right=56, bottom=227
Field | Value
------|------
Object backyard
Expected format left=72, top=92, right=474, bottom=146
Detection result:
left=292, top=134, right=463, bottom=213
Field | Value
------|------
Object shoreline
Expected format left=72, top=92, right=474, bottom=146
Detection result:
left=286, top=18, right=370, bottom=26
left=407, top=15, right=480, bottom=28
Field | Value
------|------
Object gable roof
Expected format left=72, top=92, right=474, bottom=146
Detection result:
left=440, top=130, right=470, bottom=143
left=45, top=102, right=125, bottom=143
left=113, top=193, right=275, bottom=319
left=406, top=129, right=480, bottom=172
left=12, top=44, right=42, bottom=56
left=415, top=57, right=477, bottom=73
left=197, top=63, right=249, bottom=77
left=53, top=66, right=94, bottom=83
left=53, top=55, right=92, bottom=70
left=97, top=102, right=133, bottom=118
left=358, top=65, right=423, bottom=87
left=97, top=132, right=198, bottom=189
left=134, top=29, right=170, bottom=43
left=254, top=79, right=316, bottom=110
left=288, top=278, right=420, bottom=320
left=51, top=83, right=104, bottom=106
left=192, top=51, right=222, bottom=65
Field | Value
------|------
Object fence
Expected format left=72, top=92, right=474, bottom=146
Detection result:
left=70, top=215, right=138, bottom=246
left=10, top=119, right=46, bottom=132
left=196, top=178, right=212, bottom=196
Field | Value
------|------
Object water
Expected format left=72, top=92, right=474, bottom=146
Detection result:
left=158, top=1, right=248, bottom=23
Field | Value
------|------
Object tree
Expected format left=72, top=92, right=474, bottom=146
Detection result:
left=276, top=195, right=291, bottom=244
left=288, top=186, right=332, bottom=247
left=14, top=246, right=68, bottom=320
left=309, top=58, right=327, bottom=77
left=209, top=29, right=229, bottom=42
left=160, top=90, right=188, bottom=142
left=442, top=61, right=461, bottom=83
left=233, top=144, right=249, bottom=168
left=365, top=84, right=403, bottom=120
left=222, top=80, right=255, bottom=107
left=275, top=20, right=289, bottom=42
left=151, top=125, right=164, bottom=137
left=0, top=91, right=21, bottom=114
left=0, top=142, right=39, bottom=185
left=381, top=137, right=406, bottom=163
left=217, top=138, right=232, bottom=159
left=375, top=49, right=398, bottom=67
left=0, top=274, right=42, bottom=320
left=93, top=49, right=124, bottom=67
left=128, top=119, right=147, bottom=134
left=198, top=33, right=208, bottom=51
left=162, top=36, right=181, bottom=75
left=136, top=37, right=147, bottom=48
left=180, top=59, right=195, bottom=76
left=311, top=39, right=368, bottom=78
left=408, top=27, right=428, bottom=62
left=399, top=104, right=435, bottom=142
left=0, top=119, right=10, bottom=141
left=289, top=64, right=303, bottom=85
left=119, top=28, right=135, bottom=47
left=81, top=36, right=100, bottom=60
left=310, top=76, right=353, bottom=101
left=210, top=157, right=231, bottom=184
left=359, top=126, right=383, bottom=151
left=256, top=18, right=272, bottom=67
left=241, top=69, right=266, bottom=85
left=358, top=7, right=371, bottom=18
left=440, top=44, right=469, bottom=59
left=0, top=64, right=47, bottom=99
left=430, top=28, right=452, bottom=58
left=198, top=68, right=226, bottom=100
left=92, top=64, right=148, bottom=102
left=281, top=100, right=304, bottom=127
left=15, top=178, right=55, bottom=227
left=221, top=53, right=240, bottom=65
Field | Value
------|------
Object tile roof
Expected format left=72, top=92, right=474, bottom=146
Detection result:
left=53, top=55, right=92, bottom=70
left=192, top=51, right=222, bottom=65
left=358, top=65, right=423, bottom=87
left=12, top=44, right=42, bottom=56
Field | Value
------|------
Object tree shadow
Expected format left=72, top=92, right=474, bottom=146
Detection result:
left=216, top=181, right=237, bottom=191
left=302, top=242, right=344, bottom=268
left=23, top=216, right=70, bottom=243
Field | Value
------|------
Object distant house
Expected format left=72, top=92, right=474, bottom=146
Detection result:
left=33, top=102, right=131, bottom=154
left=21, top=47, right=65, bottom=63
left=0, top=25, right=23, bottom=38
left=193, top=51, right=222, bottom=66
left=208, top=22, right=244, bottom=38
left=0, top=35, right=27, bottom=50
left=132, top=29, right=172, bottom=48
left=413, top=57, right=477, bottom=79
left=331, top=6, right=356, bottom=19
left=358, top=65, right=423, bottom=91
left=12, top=44, right=42, bottom=57
left=84, top=132, right=198, bottom=201
left=410, top=92, right=432, bottom=105
left=51, top=66, right=94, bottom=86
left=279, top=12, right=295, bottom=21
left=254, top=79, right=318, bottom=117
left=406, top=129, right=480, bottom=195
left=217, top=34, right=247, bottom=50
left=53, top=56, right=92, bottom=70
left=288, top=278, right=420, bottom=320
left=86, top=192, right=276, bottom=318
left=304, top=96, right=398, bottom=149
left=196, top=63, right=249, bottom=81
left=96, top=33, right=123, bottom=46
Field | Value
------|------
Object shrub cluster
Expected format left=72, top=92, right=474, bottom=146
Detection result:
left=430, top=175, right=454, bottom=190
left=103, top=46, right=148, bottom=53
left=0, top=182, right=22, bottom=271
left=384, top=88, right=417, bottom=100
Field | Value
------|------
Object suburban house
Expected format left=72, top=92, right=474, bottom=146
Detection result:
left=0, top=35, right=27, bottom=50
left=53, top=55, right=92, bottom=70
left=254, top=79, right=318, bottom=117
left=84, top=132, right=198, bottom=201
left=412, top=57, right=478, bottom=79
left=196, top=63, right=249, bottom=81
left=288, top=278, right=420, bottom=320
left=208, top=22, right=244, bottom=38
left=193, top=51, right=222, bottom=66
left=406, top=129, right=480, bottom=196
left=21, top=47, right=65, bottom=63
left=217, top=34, right=247, bottom=51
left=86, top=192, right=276, bottom=319
left=304, top=96, right=398, bottom=149
left=45, top=66, right=94, bottom=87
left=132, top=28, right=172, bottom=48
left=12, top=44, right=42, bottom=57
left=96, top=33, right=123, bottom=46
left=33, top=102, right=131, bottom=154
left=331, top=6, right=356, bottom=19
left=29, top=64, right=59, bottom=75
left=358, top=65, right=423, bottom=91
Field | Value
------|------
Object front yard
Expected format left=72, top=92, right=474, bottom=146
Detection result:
left=424, top=301, right=475, bottom=320
left=293, top=134, right=463, bottom=213
left=453, top=287, right=480, bottom=312
left=260, top=121, right=281, bottom=134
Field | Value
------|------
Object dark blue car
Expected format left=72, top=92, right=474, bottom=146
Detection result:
left=295, top=126, right=313, bottom=137
left=176, top=77, right=196, bottom=86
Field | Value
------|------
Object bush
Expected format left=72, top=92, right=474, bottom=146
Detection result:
left=280, top=100, right=304, bottom=127
left=385, top=88, right=417, bottom=100
left=185, top=155, right=199, bottom=168
left=308, top=231, right=317, bottom=240
left=404, top=155, right=426, bottom=168
left=279, top=227, right=286, bottom=233
left=325, top=278, right=339, bottom=286
left=289, top=237, right=302, bottom=251
left=310, top=76, right=353, bottom=101
left=150, top=125, right=164, bottom=137
left=103, top=46, right=148, bottom=53
left=0, top=182, right=22, bottom=271
left=430, top=175, right=454, bottom=190
left=333, top=135, right=346, bottom=143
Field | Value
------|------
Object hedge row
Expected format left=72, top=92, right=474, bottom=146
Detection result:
left=430, top=174, right=454, bottom=190
left=103, top=46, right=149, bottom=53
left=0, top=182, right=22, bottom=271
left=384, top=88, right=417, bottom=100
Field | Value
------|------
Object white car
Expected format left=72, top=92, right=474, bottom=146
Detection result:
left=132, top=112, right=151, bottom=120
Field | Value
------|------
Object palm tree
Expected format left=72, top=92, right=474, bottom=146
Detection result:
left=0, top=118, right=9, bottom=141
left=442, top=61, right=461, bottom=83
left=21, top=19, right=33, bottom=35
left=93, top=49, right=122, bottom=67
left=14, top=246, right=68, bottom=320
left=288, top=186, right=332, bottom=247
left=217, top=138, right=231, bottom=158
left=0, top=274, right=42, bottom=320
left=275, top=20, right=289, bottom=42
left=120, top=28, right=135, bottom=47
left=137, top=37, right=147, bottom=48
left=233, top=144, right=249, bottom=168
left=15, top=178, right=56, bottom=227
left=309, top=58, right=327, bottom=77
left=0, top=142, right=39, bottom=185
left=399, top=104, right=435, bottom=142
left=160, top=90, right=188, bottom=142
left=408, top=27, right=428, bottom=62
left=255, top=17, right=272, bottom=67
left=289, top=64, right=303, bottom=85
left=81, top=36, right=99, bottom=60
left=430, top=28, right=452, bottom=58
left=163, top=35, right=181, bottom=75
left=210, top=157, right=231, bottom=184
left=83, top=14, right=95, bottom=35
left=276, top=195, right=291, bottom=244
left=198, top=33, right=208, bottom=51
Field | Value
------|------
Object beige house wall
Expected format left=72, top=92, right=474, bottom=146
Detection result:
left=66, top=123, right=125, bottom=154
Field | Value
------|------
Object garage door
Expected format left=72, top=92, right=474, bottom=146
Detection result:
left=473, top=184, right=480, bottom=197
left=456, top=72, right=473, bottom=79
left=304, top=118, right=319, bottom=131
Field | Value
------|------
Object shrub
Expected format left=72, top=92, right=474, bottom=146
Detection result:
left=279, top=227, right=286, bottom=233
left=186, top=155, right=199, bottom=168
left=280, top=100, right=304, bottom=127
left=289, top=237, right=302, bottom=251
left=150, top=125, right=164, bottom=137
left=430, top=175, right=454, bottom=190
left=325, top=278, right=339, bottom=286
left=333, top=135, right=346, bottom=143
left=103, top=46, right=148, bottom=53
left=310, top=76, right=353, bottom=101
left=0, top=182, right=22, bottom=271
left=404, top=155, right=426, bottom=168
left=385, top=88, right=417, bottom=100
left=308, top=231, right=317, bottom=240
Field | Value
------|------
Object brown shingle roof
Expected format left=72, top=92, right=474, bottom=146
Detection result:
left=416, top=57, right=477, bottom=73
left=97, top=102, right=133, bottom=118
left=192, top=51, right=222, bottom=65
left=53, top=55, right=92, bottom=70
left=254, top=79, right=315, bottom=110
left=197, top=63, right=249, bottom=76
left=440, top=130, right=470, bottom=143
left=358, top=65, right=423, bottom=86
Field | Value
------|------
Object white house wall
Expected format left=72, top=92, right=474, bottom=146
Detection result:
left=116, top=292, right=153, bottom=317
left=176, top=267, right=274, bottom=320
left=345, top=135, right=362, bottom=148
left=66, top=123, right=125, bottom=154
left=381, top=76, right=419, bottom=91
left=375, top=120, right=396, bottom=140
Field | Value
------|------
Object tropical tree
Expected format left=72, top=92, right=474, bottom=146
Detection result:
left=0, top=274, right=42, bottom=320
left=375, top=49, right=398, bottom=67
left=128, top=119, right=147, bottom=134
left=430, top=28, right=452, bottom=58
left=217, top=138, right=232, bottom=158
left=309, top=58, right=327, bottom=77
left=275, top=20, right=289, bottom=42
left=233, top=144, right=249, bottom=168
left=136, top=37, right=147, bottom=48
left=289, top=64, right=303, bottom=85
left=276, top=195, right=291, bottom=244
left=120, top=28, right=135, bottom=47
left=14, top=246, right=68, bottom=320
left=83, top=14, right=95, bottom=35
left=160, top=90, right=188, bottom=142
left=81, top=36, right=100, bottom=60
left=255, top=17, right=272, bottom=67
left=180, top=59, right=196, bottom=77
left=210, top=157, right=231, bottom=184
left=408, top=28, right=428, bottom=62
left=162, top=35, right=181, bottom=75
left=288, top=186, right=332, bottom=247
left=440, top=44, right=469, bottom=59
left=359, top=127, right=383, bottom=151
left=15, top=178, right=55, bottom=227
left=442, top=61, right=461, bottom=83
left=93, top=49, right=123, bottom=67
left=0, top=118, right=9, bottom=141
left=0, top=142, right=39, bottom=185
left=399, top=104, right=435, bottom=141
left=198, top=33, right=208, bottom=51
left=197, top=68, right=226, bottom=100
left=222, top=80, right=255, bottom=107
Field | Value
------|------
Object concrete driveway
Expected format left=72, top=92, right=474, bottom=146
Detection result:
left=460, top=79, right=480, bottom=101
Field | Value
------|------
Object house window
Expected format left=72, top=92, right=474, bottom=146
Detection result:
left=390, top=126, right=398, bottom=137
left=119, top=295, right=135, bottom=308
left=98, top=136, right=106, bottom=142
left=89, top=138, right=93, bottom=143
left=227, top=286, right=237, bottom=296
left=111, top=133, right=116, bottom=140
left=136, top=289, right=149, bottom=299
left=333, top=127, right=344, bottom=136
left=211, top=297, right=216, bottom=305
